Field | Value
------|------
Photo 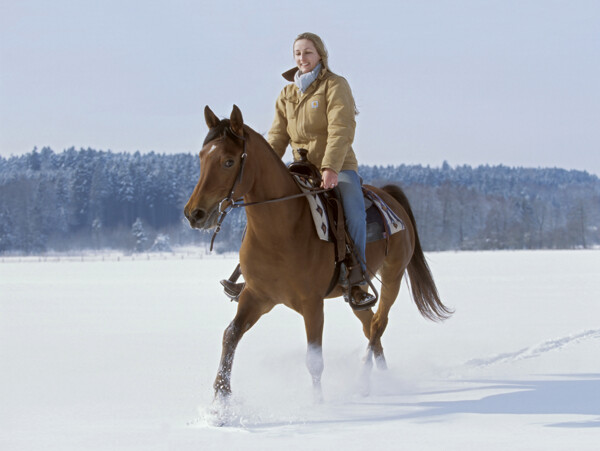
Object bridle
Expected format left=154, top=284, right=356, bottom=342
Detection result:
left=208, top=127, right=331, bottom=250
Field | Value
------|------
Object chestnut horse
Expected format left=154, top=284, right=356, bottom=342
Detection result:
left=184, top=105, right=452, bottom=401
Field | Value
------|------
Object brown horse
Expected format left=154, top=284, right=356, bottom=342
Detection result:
left=184, top=105, right=452, bottom=401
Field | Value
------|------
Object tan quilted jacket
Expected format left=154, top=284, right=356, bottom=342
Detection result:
left=268, top=67, right=359, bottom=174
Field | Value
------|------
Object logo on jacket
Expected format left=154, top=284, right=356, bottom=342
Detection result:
left=311, top=100, right=319, bottom=109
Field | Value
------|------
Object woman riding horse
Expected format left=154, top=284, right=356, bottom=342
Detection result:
left=184, top=103, right=452, bottom=402
left=221, top=32, right=376, bottom=309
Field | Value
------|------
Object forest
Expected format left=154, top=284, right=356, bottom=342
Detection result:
left=1, top=147, right=599, bottom=254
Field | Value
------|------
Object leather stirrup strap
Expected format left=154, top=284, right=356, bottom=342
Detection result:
left=325, top=196, right=345, bottom=262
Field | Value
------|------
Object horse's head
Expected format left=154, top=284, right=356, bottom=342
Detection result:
left=184, top=105, right=249, bottom=230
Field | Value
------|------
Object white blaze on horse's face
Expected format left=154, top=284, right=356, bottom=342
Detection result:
left=200, top=140, right=237, bottom=178
left=198, top=139, right=240, bottom=199
left=184, top=138, right=238, bottom=230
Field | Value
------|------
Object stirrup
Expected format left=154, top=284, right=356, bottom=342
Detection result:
left=220, top=279, right=245, bottom=301
left=348, top=285, right=377, bottom=311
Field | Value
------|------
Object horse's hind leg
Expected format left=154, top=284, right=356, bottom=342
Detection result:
left=214, top=291, right=272, bottom=399
left=369, top=263, right=405, bottom=370
left=352, top=262, right=404, bottom=374
left=352, top=309, right=379, bottom=362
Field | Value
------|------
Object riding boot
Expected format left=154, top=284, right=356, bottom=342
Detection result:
left=350, top=285, right=377, bottom=311
left=344, top=253, right=377, bottom=310
left=346, top=253, right=364, bottom=286
left=220, top=263, right=245, bottom=301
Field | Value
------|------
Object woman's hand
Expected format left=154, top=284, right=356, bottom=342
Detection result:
left=321, top=168, right=338, bottom=189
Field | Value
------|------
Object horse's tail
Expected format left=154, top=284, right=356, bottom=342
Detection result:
left=382, top=184, right=454, bottom=322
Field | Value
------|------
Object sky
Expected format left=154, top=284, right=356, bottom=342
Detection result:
left=1, top=0, right=599, bottom=175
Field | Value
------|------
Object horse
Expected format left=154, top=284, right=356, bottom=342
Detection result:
left=184, top=105, right=452, bottom=402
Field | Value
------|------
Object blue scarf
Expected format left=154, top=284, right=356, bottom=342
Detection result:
left=294, top=63, right=322, bottom=93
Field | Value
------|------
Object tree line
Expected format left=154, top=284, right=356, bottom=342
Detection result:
left=0, top=147, right=598, bottom=254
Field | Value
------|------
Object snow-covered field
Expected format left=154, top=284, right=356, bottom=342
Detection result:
left=1, top=250, right=599, bottom=450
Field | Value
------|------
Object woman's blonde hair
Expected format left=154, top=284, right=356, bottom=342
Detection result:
left=294, top=32, right=358, bottom=114
left=294, top=32, right=329, bottom=70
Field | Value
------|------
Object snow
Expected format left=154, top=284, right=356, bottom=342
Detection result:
left=1, top=250, right=599, bottom=450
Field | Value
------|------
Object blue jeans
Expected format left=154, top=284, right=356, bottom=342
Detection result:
left=337, top=170, right=367, bottom=271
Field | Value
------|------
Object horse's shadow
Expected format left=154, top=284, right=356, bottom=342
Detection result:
left=399, top=374, right=600, bottom=428
left=235, top=373, right=600, bottom=430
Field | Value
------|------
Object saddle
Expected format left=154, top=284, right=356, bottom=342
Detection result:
left=288, top=150, right=345, bottom=261
left=288, top=150, right=405, bottom=305
left=288, top=149, right=404, bottom=263
left=221, top=150, right=401, bottom=310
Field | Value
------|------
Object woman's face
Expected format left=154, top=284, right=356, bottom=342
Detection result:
left=294, top=39, right=321, bottom=74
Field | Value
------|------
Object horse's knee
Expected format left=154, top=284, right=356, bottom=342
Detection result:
left=223, top=304, right=265, bottom=346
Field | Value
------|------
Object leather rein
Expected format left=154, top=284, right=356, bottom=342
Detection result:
left=209, top=128, right=331, bottom=251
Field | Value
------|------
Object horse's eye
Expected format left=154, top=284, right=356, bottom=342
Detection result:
left=224, top=159, right=234, bottom=168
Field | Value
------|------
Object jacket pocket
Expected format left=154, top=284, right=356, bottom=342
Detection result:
left=304, top=94, right=327, bottom=134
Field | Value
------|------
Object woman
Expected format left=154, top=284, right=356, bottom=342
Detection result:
left=222, top=32, right=375, bottom=309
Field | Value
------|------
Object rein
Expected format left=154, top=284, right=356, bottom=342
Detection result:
left=209, top=128, right=331, bottom=251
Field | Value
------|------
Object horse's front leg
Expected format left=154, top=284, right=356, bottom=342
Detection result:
left=302, top=301, right=325, bottom=403
left=214, top=292, right=271, bottom=399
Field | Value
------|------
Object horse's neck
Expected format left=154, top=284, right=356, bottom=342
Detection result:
left=243, top=137, right=308, bottom=232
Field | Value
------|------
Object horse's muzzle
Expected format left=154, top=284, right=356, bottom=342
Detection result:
left=184, top=205, right=219, bottom=230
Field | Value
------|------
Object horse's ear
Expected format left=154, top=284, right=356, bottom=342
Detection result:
left=204, top=106, right=220, bottom=129
left=230, top=104, right=244, bottom=137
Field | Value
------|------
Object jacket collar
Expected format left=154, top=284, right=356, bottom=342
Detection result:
left=282, top=66, right=329, bottom=82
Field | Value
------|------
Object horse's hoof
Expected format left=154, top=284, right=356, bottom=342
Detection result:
left=312, top=385, right=324, bottom=404
left=213, top=387, right=232, bottom=404
left=375, top=355, right=388, bottom=370
left=208, top=392, right=238, bottom=427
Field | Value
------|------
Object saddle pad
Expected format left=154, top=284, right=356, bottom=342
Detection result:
left=294, top=175, right=330, bottom=241
left=363, top=188, right=405, bottom=238
left=293, top=175, right=405, bottom=243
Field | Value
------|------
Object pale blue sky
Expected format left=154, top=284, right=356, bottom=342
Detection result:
left=1, top=0, right=599, bottom=174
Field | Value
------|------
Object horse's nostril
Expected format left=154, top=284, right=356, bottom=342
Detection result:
left=191, top=208, right=206, bottom=221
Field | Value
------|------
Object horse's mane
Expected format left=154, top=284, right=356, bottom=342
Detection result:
left=203, top=119, right=235, bottom=145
